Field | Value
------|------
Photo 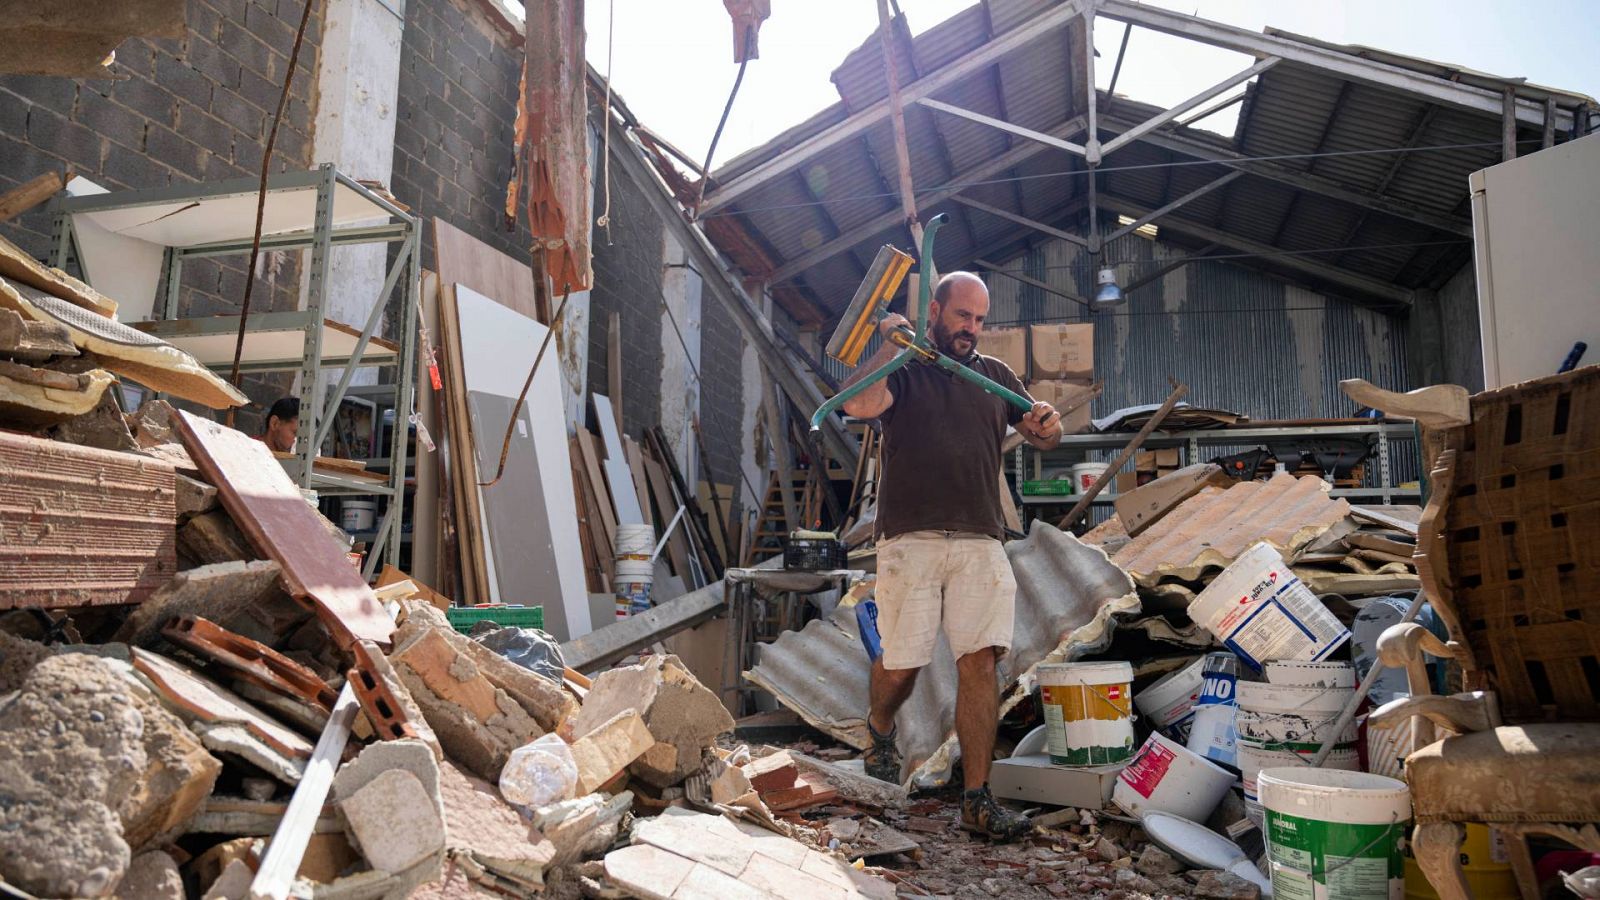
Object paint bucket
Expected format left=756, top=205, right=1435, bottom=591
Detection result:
left=1265, top=661, right=1358, bottom=689
left=1364, top=715, right=1417, bottom=781
left=1038, top=661, right=1136, bottom=766
left=613, top=523, right=656, bottom=619
left=1186, top=652, right=1241, bottom=767
left=1134, top=656, right=1206, bottom=742
left=1071, top=461, right=1111, bottom=494
left=1188, top=542, right=1351, bottom=671
left=1235, top=681, right=1358, bottom=749
left=1112, top=731, right=1235, bottom=822
left=1258, top=768, right=1411, bottom=900
left=340, top=500, right=376, bottom=532
left=1404, top=824, right=1517, bottom=900
left=1238, top=740, right=1359, bottom=828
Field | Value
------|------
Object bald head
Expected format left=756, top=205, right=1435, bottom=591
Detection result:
left=928, top=270, right=989, bottom=359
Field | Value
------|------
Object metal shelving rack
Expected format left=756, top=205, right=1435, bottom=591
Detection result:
left=48, top=165, right=420, bottom=576
left=1016, top=421, right=1421, bottom=506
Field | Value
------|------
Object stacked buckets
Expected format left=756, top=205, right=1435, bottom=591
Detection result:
left=1237, top=662, right=1361, bottom=827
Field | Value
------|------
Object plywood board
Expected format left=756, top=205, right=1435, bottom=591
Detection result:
left=452, top=284, right=591, bottom=640
left=575, top=429, right=618, bottom=550
left=643, top=451, right=694, bottom=585
left=592, top=394, right=644, bottom=524
left=175, top=411, right=392, bottom=649
left=432, top=219, right=539, bottom=323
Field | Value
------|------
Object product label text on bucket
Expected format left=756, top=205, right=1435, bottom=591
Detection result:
left=1267, top=810, right=1407, bottom=900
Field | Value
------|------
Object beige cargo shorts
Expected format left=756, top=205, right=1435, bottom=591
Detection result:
left=874, top=530, right=1016, bottom=670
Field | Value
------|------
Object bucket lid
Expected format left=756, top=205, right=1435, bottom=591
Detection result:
left=1038, top=660, right=1133, bottom=685
left=1141, top=812, right=1273, bottom=896
left=1013, top=724, right=1049, bottom=758
left=1265, top=661, right=1357, bottom=688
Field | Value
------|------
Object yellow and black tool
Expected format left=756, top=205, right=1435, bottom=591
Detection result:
left=824, top=244, right=913, bottom=367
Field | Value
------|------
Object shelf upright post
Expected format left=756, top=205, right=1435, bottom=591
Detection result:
left=295, top=163, right=338, bottom=489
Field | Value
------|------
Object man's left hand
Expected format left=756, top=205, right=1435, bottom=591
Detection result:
left=1021, top=401, right=1063, bottom=443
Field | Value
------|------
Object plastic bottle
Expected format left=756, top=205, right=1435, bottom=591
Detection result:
left=499, top=733, right=579, bottom=809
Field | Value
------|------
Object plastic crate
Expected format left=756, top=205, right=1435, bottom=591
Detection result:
left=446, top=605, right=543, bottom=634
left=1020, top=479, right=1074, bottom=496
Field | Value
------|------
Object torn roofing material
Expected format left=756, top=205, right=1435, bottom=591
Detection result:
left=745, top=524, right=1140, bottom=785
left=1111, top=472, right=1352, bottom=587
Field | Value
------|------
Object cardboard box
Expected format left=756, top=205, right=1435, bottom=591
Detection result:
left=981, top=326, right=1028, bottom=378
left=1026, top=379, right=1096, bottom=434
left=1114, top=472, right=1139, bottom=494
left=990, top=755, right=1125, bottom=809
left=1029, top=323, right=1093, bottom=379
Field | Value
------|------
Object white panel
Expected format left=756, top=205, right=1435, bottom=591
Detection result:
left=1471, top=133, right=1600, bottom=388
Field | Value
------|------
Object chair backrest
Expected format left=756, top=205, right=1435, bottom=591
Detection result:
left=1430, top=366, right=1600, bottom=723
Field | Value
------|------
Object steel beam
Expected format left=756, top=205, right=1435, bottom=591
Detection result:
left=917, top=98, right=1088, bottom=157
left=700, top=0, right=1087, bottom=215
left=769, top=116, right=1088, bottom=283
left=1096, top=111, right=1475, bottom=236
left=1094, top=193, right=1414, bottom=306
left=603, top=115, right=860, bottom=470
left=1097, top=0, right=1575, bottom=131
left=1177, top=91, right=1246, bottom=128
left=1101, top=57, right=1280, bottom=157
left=974, top=258, right=1090, bottom=308
left=1106, top=170, right=1241, bottom=243
left=1123, top=243, right=1220, bottom=293
left=953, top=195, right=1089, bottom=248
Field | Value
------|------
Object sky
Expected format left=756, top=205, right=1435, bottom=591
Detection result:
left=577, top=0, right=1600, bottom=172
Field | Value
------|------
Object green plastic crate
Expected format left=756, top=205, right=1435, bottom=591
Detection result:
left=446, top=605, right=544, bottom=634
left=1020, top=479, right=1074, bottom=496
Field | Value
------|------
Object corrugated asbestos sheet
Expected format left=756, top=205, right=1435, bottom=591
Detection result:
left=745, top=524, right=1139, bottom=785
left=0, top=430, right=177, bottom=609
left=1110, top=473, right=1351, bottom=586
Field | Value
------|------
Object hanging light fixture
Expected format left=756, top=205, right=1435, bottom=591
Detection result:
left=1093, top=266, right=1124, bottom=310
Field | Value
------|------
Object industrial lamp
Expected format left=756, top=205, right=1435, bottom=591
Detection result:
left=1093, top=266, right=1124, bottom=309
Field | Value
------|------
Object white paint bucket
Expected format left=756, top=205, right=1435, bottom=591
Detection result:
left=614, top=523, right=656, bottom=619
left=1112, top=731, right=1235, bottom=822
left=1236, top=681, right=1358, bottom=748
left=1134, top=656, right=1206, bottom=742
left=340, top=500, right=376, bottom=532
left=1238, top=740, right=1359, bottom=828
left=1187, top=652, right=1241, bottom=766
left=1259, top=768, right=1411, bottom=900
left=1266, top=661, right=1357, bottom=689
left=1071, top=461, right=1111, bottom=494
left=1039, top=661, right=1136, bottom=766
left=1188, top=542, right=1351, bottom=671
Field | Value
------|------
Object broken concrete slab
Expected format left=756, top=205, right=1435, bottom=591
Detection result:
left=748, top=524, right=1140, bottom=785
left=1112, top=473, right=1352, bottom=586
left=0, top=358, right=114, bottom=425
left=176, top=472, right=218, bottom=519
left=114, top=850, right=184, bottom=900
left=790, top=754, right=909, bottom=811
left=332, top=738, right=441, bottom=817
left=0, top=654, right=152, bottom=898
left=192, top=721, right=308, bottom=785
left=202, top=858, right=254, bottom=900
left=437, top=758, right=556, bottom=891
left=571, top=654, right=735, bottom=788
left=390, top=626, right=544, bottom=781
left=132, top=648, right=315, bottom=760
left=529, top=791, right=635, bottom=867
left=570, top=708, right=656, bottom=795
left=113, top=560, right=295, bottom=652
left=339, top=768, right=447, bottom=874
left=396, top=600, right=577, bottom=732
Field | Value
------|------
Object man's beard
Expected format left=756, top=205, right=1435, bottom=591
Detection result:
left=933, top=320, right=979, bottom=359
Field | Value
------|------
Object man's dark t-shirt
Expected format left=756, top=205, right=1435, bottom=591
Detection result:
left=875, top=354, right=1029, bottom=540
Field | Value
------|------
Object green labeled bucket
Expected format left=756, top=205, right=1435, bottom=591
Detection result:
left=1259, top=767, right=1411, bottom=900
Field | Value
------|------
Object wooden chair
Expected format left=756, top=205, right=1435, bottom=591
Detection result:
left=1368, top=368, right=1600, bottom=900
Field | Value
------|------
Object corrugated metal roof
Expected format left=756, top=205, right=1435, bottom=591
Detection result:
left=704, top=1, right=1594, bottom=323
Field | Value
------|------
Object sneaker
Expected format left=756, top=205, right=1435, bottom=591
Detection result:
left=960, top=785, right=1031, bottom=841
left=863, top=721, right=903, bottom=783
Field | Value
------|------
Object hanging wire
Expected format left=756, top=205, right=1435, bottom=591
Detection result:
left=595, top=0, right=616, bottom=240
left=698, top=138, right=1539, bottom=220
left=692, top=29, right=757, bottom=218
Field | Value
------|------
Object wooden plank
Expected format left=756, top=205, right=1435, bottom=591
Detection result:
left=1351, top=505, right=1421, bottom=537
left=0, top=171, right=70, bottom=223
left=576, top=429, right=619, bottom=548
left=431, top=218, right=539, bottom=322
left=643, top=449, right=694, bottom=585
left=416, top=271, right=453, bottom=599
left=174, top=412, right=392, bottom=649
left=561, top=580, right=726, bottom=672
left=592, top=394, right=645, bottom=524
left=437, top=283, right=491, bottom=604
left=622, top=436, right=654, bottom=527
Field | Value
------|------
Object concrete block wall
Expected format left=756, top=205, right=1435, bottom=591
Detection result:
left=0, top=0, right=324, bottom=414
left=585, top=175, right=666, bottom=441
left=389, top=0, right=530, bottom=274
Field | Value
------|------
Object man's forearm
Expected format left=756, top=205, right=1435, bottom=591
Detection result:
left=1022, top=430, right=1058, bottom=450
left=839, top=342, right=899, bottom=416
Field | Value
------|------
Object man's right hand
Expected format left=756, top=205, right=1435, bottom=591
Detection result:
left=878, top=313, right=910, bottom=340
